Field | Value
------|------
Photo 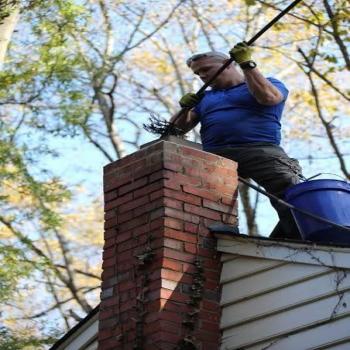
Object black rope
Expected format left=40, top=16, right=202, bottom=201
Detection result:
left=144, top=0, right=304, bottom=136
left=238, top=177, right=350, bottom=234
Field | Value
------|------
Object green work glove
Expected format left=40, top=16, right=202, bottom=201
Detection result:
left=179, top=92, right=203, bottom=108
left=229, top=42, right=253, bottom=65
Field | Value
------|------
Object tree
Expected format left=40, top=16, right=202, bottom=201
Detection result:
left=0, top=0, right=188, bottom=345
left=0, top=0, right=349, bottom=346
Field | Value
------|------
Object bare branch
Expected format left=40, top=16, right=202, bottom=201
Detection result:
left=298, top=49, right=350, bottom=179
left=323, top=0, right=350, bottom=70
left=117, top=0, right=186, bottom=55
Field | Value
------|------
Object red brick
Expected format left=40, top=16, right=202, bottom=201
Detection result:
left=204, top=279, right=220, bottom=291
left=184, top=203, right=221, bottom=221
left=163, top=238, right=183, bottom=250
left=150, top=189, right=164, bottom=201
left=204, top=270, right=221, bottom=281
left=166, top=171, right=202, bottom=187
left=162, top=150, right=183, bottom=164
left=104, top=209, right=115, bottom=221
left=98, top=327, right=114, bottom=340
left=163, top=160, right=183, bottom=172
left=164, top=178, right=182, bottom=190
left=165, top=207, right=200, bottom=224
left=134, top=198, right=163, bottom=216
left=105, top=192, right=133, bottom=210
left=116, top=249, right=134, bottom=263
left=162, top=258, right=183, bottom=272
left=101, top=266, right=115, bottom=280
left=148, top=169, right=166, bottom=183
left=117, top=210, right=134, bottom=224
left=182, top=156, right=202, bottom=170
left=144, top=320, right=162, bottom=335
left=118, top=213, right=149, bottom=232
left=194, top=330, right=220, bottom=343
left=202, top=258, right=221, bottom=270
left=160, top=299, right=189, bottom=313
left=104, top=228, right=117, bottom=240
left=104, top=190, right=118, bottom=202
left=116, top=230, right=133, bottom=244
left=99, top=307, right=116, bottom=321
left=164, top=197, right=183, bottom=211
left=150, top=207, right=165, bottom=221
left=100, top=295, right=119, bottom=308
left=118, top=280, right=135, bottom=292
left=202, top=300, right=220, bottom=312
left=161, top=269, right=183, bottom=283
left=158, top=319, right=181, bottom=335
left=103, top=173, right=131, bottom=192
left=216, top=155, right=238, bottom=169
left=103, top=246, right=116, bottom=259
left=164, top=228, right=198, bottom=243
left=221, top=193, right=238, bottom=206
left=164, top=188, right=201, bottom=206
left=181, top=147, right=218, bottom=162
left=119, top=299, right=136, bottom=313
left=150, top=217, right=164, bottom=230
left=102, top=256, right=117, bottom=269
left=116, top=158, right=148, bottom=177
left=184, top=242, right=197, bottom=254
left=104, top=149, right=146, bottom=170
left=133, top=222, right=151, bottom=236
left=119, top=195, right=149, bottom=213
left=183, top=165, right=204, bottom=178
left=182, top=186, right=220, bottom=201
left=158, top=307, right=187, bottom=321
left=117, top=238, right=138, bottom=252
left=104, top=217, right=116, bottom=229
left=133, top=181, right=163, bottom=198
left=118, top=177, right=148, bottom=196
left=203, top=198, right=234, bottom=213
left=164, top=217, right=183, bottom=230
left=100, top=142, right=230, bottom=348
left=98, top=337, right=120, bottom=349
left=203, top=182, right=237, bottom=196
left=184, top=222, right=199, bottom=234
left=164, top=248, right=195, bottom=263
left=151, top=331, right=182, bottom=343
left=130, top=162, right=164, bottom=180
left=200, top=321, right=220, bottom=332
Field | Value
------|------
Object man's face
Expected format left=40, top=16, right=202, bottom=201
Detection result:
left=190, top=57, right=232, bottom=88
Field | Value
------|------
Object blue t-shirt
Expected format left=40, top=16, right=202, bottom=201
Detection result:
left=194, top=78, right=289, bottom=151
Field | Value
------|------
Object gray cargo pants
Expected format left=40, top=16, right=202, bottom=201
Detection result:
left=212, top=143, right=303, bottom=239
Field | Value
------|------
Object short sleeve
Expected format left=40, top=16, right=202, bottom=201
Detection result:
left=268, top=77, right=289, bottom=101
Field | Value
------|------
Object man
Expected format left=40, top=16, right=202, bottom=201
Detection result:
left=170, top=42, right=303, bottom=239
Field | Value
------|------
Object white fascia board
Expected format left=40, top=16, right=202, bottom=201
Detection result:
left=215, top=234, right=350, bottom=269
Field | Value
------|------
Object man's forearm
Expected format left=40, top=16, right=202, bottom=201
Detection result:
left=243, top=68, right=283, bottom=105
left=170, top=109, right=198, bottom=134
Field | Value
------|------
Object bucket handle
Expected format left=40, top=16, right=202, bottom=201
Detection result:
left=305, top=172, right=349, bottom=182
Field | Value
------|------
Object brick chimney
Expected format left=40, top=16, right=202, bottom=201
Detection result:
left=98, top=138, right=238, bottom=350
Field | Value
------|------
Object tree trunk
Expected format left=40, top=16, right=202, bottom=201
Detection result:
left=0, top=4, right=19, bottom=68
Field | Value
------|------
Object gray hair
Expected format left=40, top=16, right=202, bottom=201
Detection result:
left=186, top=51, right=229, bottom=67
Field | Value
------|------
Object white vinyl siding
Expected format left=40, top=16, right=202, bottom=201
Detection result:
left=217, top=234, right=350, bottom=350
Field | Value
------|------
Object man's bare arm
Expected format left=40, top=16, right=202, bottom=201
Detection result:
left=243, top=68, right=284, bottom=106
left=170, top=109, right=200, bottom=134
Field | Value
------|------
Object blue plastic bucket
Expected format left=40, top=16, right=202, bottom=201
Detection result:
left=284, top=179, right=350, bottom=244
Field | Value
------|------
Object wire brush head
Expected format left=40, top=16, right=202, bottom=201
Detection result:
left=143, top=113, right=186, bottom=138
